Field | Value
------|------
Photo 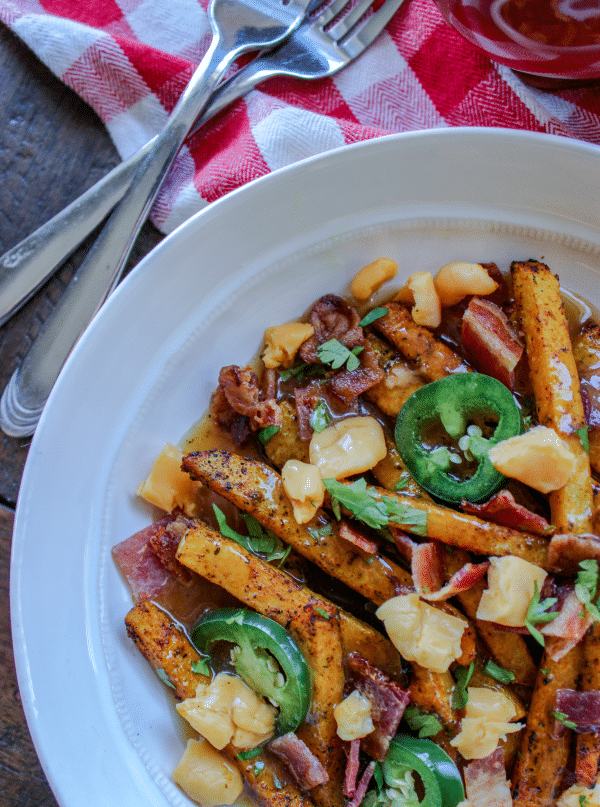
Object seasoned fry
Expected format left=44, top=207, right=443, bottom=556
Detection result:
left=125, top=602, right=314, bottom=807
left=511, top=260, right=594, bottom=534
left=575, top=622, right=600, bottom=786
left=176, top=518, right=406, bottom=681
left=372, top=301, right=469, bottom=379
left=511, top=644, right=584, bottom=806
left=572, top=320, right=600, bottom=477
left=408, top=666, right=460, bottom=736
left=264, top=400, right=309, bottom=469
left=371, top=432, right=433, bottom=500
left=182, top=450, right=477, bottom=665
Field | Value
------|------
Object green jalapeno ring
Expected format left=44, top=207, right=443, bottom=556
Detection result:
left=394, top=373, right=524, bottom=505
left=379, top=735, right=465, bottom=807
left=191, top=608, right=312, bottom=736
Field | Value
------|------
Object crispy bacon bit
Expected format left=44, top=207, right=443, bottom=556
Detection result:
left=218, top=365, right=282, bottom=430
left=555, top=689, right=600, bottom=734
left=346, top=654, right=410, bottom=760
left=329, top=340, right=385, bottom=403
left=420, top=560, right=490, bottom=602
left=299, top=294, right=364, bottom=363
left=462, top=297, right=524, bottom=390
left=411, top=541, right=444, bottom=594
left=346, top=762, right=375, bottom=807
left=542, top=588, right=593, bottom=661
left=547, top=532, right=600, bottom=575
left=209, top=385, right=251, bottom=445
left=268, top=732, right=329, bottom=790
left=461, top=489, right=554, bottom=537
left=112, top=515, right=178, bottom=602
left=294, top=383, right=324, bottom=440
left=460, top=747, right=512, bottom=806
left=148, top=514, right=195, bottom=585
left=339, top=520, right=379, bottom=555
left=390, top=526, right=417, bottom=562
left=343, top=739, right=361, bottom=798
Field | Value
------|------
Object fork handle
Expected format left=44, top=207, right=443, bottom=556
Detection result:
left=0, top=33, right=248, bottom=436
left=0, top=49, right=276, bottom=330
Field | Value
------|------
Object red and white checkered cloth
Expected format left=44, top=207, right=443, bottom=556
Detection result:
left=1, top=0, right=600, bottom=234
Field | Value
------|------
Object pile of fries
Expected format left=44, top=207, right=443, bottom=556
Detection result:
left=117, top=259, right=600, bottom=807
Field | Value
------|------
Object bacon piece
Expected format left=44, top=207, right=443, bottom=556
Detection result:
left=338, top=520, right=379, bottom=555
left=461, top=489, right=554, bottom=537
left=390, top=526, right=417, bottom=562
left=148, top=514, right=195, bottom=585
left=329, top=340, right=385, bottom=402
left=112, top=515, right=180, bottom=602
left=420, top=560, right=490, bottom=602
left=542, top=587, right=593, bottom=662
left=555, top=689, right=600, bottom=734
left=462, top=297, right=524, bottom=390
left=547, top=532, right=600, bottom=575
left=209, top=385, right=252, bottom=445
left=294, top=383, right=323, bottom=440
left=299, top=294, right=363, bottom=363
left=343, top=739, right=361, bottom=798
left=411, top=541, right=444, bottom=594
left=460, top=747, right=512, bottom=806
left=346, top=654, right=410, bottom=760
left=268, top=732, right=329, bottom=790
left=573, top=319, right=600, bottom=428
left=346, top=762, right=375, bottom=807
left=218, top=365, right=282, bottom=430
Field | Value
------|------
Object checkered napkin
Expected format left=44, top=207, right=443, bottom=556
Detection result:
left=1, top=0, right=600, bottom=235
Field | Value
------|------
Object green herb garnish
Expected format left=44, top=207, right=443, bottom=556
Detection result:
left=524, top=581, right=557, bottom=646
left=403, top=705, right=443, bottom=738
left=309, top=399, right=331, bottom=434
left=452, top=662, right=474, bottom=710
left=315, top=608, right=330, bottom=619
left=156, top=668, right=175, bottom=689
left=483, top=660, right=515, bottom=684
left=213, top=505, right=290, bottom=564
left=308, top=523, right=333, bottom=540
left=577, top=426, right=590, bottom=453
left=317, top=338, right=363, bottom=372
left=575, top=559, right=600, bottom=622
left=359, top=307, right=388, bottom=327
left=552, top=710, right=577, bottom=730
left=191, top=658, right=211, bottom=676
left=237, top=748, right=263, bottom=760
left=258, top=425, right=280, bottom=445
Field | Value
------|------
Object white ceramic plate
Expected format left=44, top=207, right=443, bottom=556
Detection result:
left=11, top=127, right=600, bottom=807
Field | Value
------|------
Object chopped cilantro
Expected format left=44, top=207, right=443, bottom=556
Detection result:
left=309, top=399, right=331, bottom=434
left=308, top=523, right=333, bottom=540
left=213, top=505, right=290, bottom=564
left=552, top=710, right=577, bottom=730
left=575, top=559, right=600, bottom=622
left=191, top=658, right=211, bottom=676
left=395, top=475, right=409, bottom=491
left=452, top=662, right=474, bottom=709
left=322, top=477, right=428, bottom=535
left=359, top=307, right=388, bottom=327
left=237, top=748, right=263, bottom=760
left=278, top=362, right=327, bottom=383
left=315, top=607, right=330, bottom=619
left=524, top=581, right=557, bottom=646
left=317, top=338, right=363, bottom=372
left=483, top=660, right=515, bottom=684
left=156, top=668, right=175, bottom=689
left=258, top=425, right=279, bottom=445
left=578, top=426, right=590, bottom=453
left=253, top=759, right=266, bottom=777
left=403, top=704, right=443, bottom=738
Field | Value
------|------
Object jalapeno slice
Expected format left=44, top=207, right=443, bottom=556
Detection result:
left=191, top=608, right=311, bottom=736
left=375, top=735, right=465, bottom=807
left=395, top=373, right=524, bottom=505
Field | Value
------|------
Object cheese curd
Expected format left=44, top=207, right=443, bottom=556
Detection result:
left=281, top=459, right=325, bottom=523
left=136, top=442, right=201, bottom=515
left=557, top=783, right=600, bottom=806
left=173, top=738, right=244, bottom=806
left=333, top=690, right=374, bottom=741
left=176, top=673, right=277, bottom=751
left=394, top=271, right=442, bottom=328
left=262, top=322, right=315, bottom=369
left=350, top=257, right=398, bottom=300
left=309, top=416, right=387, bottom=479
left=476, top=555, right=547, bottom=627
left=434, top=261, right=498, bottom=307
left=488, top=425, right=577, bottom=494
left=376, top=593, right=468, bottom=673
left=450, top=687, right=522, bottom=760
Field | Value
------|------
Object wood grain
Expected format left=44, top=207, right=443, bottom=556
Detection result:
left=0, top=17, right=164, bottom=805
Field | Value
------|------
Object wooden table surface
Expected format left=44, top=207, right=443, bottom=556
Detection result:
left=0, top=22, right=164, bottom=806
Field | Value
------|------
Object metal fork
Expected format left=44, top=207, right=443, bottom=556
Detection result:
left=0, top=0, right=406, bottom=438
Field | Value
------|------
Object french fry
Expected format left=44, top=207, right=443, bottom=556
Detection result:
left=125, top=602, right=314, bottom=807
left=572, top=320, right=600, bottom=477
left=575, top=622, right=600, bottom=786
left=372, top=432, right=433, bottom=500
left=182, top=451, right=477, bottom=665
left=511, top=644, right=584, bottom=806
left=511, top=260, right=593, bottom=534
left=372, top=302, right=469, bottom=380
left=264, top=399, right=309, bottom=469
